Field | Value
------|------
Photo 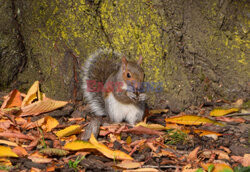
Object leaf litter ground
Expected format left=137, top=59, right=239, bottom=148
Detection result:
left=0, top=82, right=249, bottom=172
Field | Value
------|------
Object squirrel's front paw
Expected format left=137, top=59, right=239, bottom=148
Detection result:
left=126, top=91, right=137, bottom=100
left=138, top=93, right=147, bottom=102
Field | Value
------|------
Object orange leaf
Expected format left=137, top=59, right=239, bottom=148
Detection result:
left=200, top=163, right=233, bottom=172
left=1, top=89, right=22, bottom=109
left=188, top=146, right=200, bottom=161
left=21, top=97, right=68, bottom=116
left=41, top=116, right=59, bottom=132
left=12, top=146, right=28, bottom=157
left=89, top=133, right=133, bottom=160
left=165, top=115, right=224, bottom=126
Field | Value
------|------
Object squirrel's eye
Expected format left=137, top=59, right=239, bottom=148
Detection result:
left=127, top=73, right=131, bottom=78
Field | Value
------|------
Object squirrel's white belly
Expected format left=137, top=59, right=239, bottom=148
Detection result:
left=105, top=93, right=144, bottom=125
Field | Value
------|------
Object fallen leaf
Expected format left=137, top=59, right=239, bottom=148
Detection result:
left=0, top=158, right=12, bottom=166
left=188, top=146, right=200, bottom=161
left=152, top=149, right=177, bottom=158
left=64, top=140, right=96, bottom=150
left=232, top=154, right=250, bottom=167
left=0, top=140, right=18, bottom=147
left=136, top=122, right=166, bottom=130
left=1, top=89, right=22, bottom=109
left=0, top=146, right=18, bottom=157
left=200, top=163, right=233, bottom=172
left=21, top=81, right=41, bottom=107
left=21, top=96, right=68, bottom=116
left=115, top=160, right=143, bottom=169
left=232, top=99, right=243, bottom=108
left=89, top=133, right=133, bottom=160
left=123, top=126, right=164, bottom=135
left=12, top=146, right=28, bottom=157
left=30, top=167, right=42, bottom=172
left=182, top=129, right=222, bottom=140
left=215, top=116, right=246, bottom=123
left=123, top=168, right=159, bottom=172
left=41, top=116, right=59, bottom=132
left=28, top=152, right=52, bottom=163
left=56, top=125, right=82, bottom=138
left=210, top=108, right=239, bottom=117
left=165, top=115, right=224, bottom=126
left=149, top=109, right=169, bottom=114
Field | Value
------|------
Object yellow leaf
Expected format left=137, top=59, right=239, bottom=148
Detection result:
left=0, top=146, right=18, bottom=157
left=210, top=108, right=239, bottom=116
left=21, top=81, right=40, bottom=107
left=64, top=141, right=96, bottom=150
left=41, top=116, right=59, bottom=132
left=0, top=158, right=12, bottom=166
left=21, top=96, right=68, bottom=116
left=89, top=133, right=133, bottom=160
left=165, top=115, right=224, bottom=126
left=136, top=122, right=166, bottom=130
left=149, top=109, right=169, bottom=114
left=200, top=163, right=233, bottom=172
left=56, top=125, right=82, bottom=138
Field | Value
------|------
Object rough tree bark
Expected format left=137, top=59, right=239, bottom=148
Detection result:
left=0, top=0, right=249, bottom=111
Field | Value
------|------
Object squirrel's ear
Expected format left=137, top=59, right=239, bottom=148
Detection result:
left=137, top=55, right=143, bottom=65
left=122, top=56, right=128, bottom=69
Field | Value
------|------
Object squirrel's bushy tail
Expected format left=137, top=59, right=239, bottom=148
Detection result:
left=82, top=48, right=121, bottom=116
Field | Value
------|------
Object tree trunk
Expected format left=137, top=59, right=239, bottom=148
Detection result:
left=0, top=0, right=249, bottom=111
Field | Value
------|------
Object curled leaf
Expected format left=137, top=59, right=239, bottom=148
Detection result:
left=56, top=125, right=82, bottom=138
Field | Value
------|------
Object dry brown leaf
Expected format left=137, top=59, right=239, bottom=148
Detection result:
left=1, top=89, right=22, bottom=109
left=123, top=168, right=159, bottom=172
left=188, top=146, right=200, bottom=161
left=215, top=116, right=246, bottom=123
left=231, top=154, right=250, bottom=167
left=152, top=149, right=177, bottom=159
left=21, top=96, right=68, bottom=116
left=12, top=146, right=28, bottom=157
left=115, top=160, right=143, bottom=169
left=123, top=126, right=164, bottom=135
left=28, top=152, right=52, bottom=163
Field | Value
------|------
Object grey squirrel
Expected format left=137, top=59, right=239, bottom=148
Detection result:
left=82, top=48, right=146, bottom=125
